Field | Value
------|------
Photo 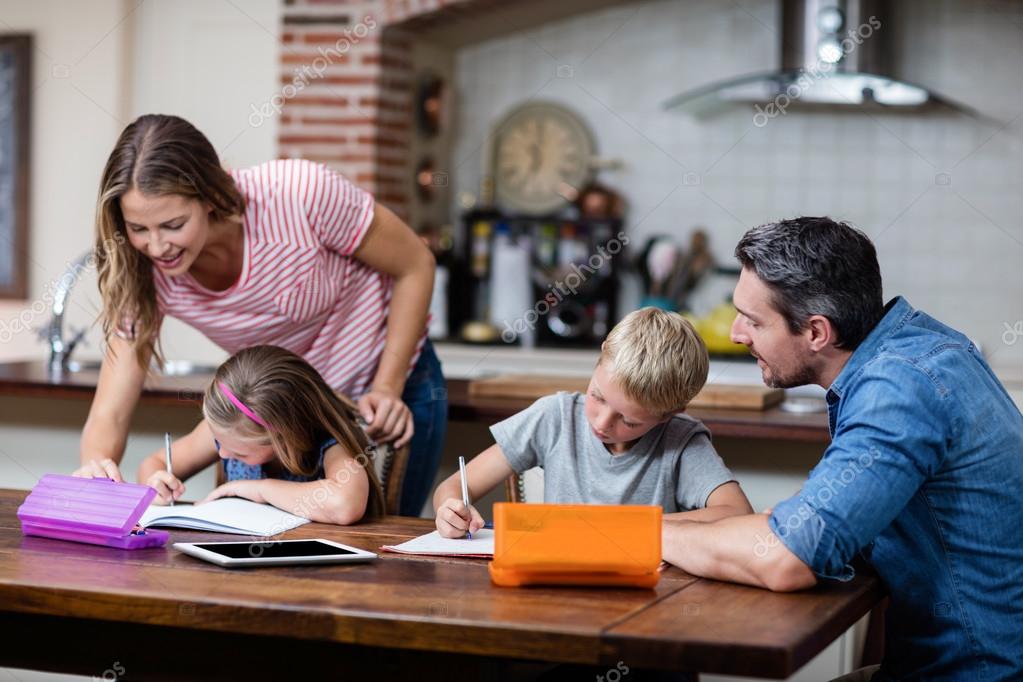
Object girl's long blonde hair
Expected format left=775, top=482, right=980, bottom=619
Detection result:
left=202, top=345, right=385, bottom=520
left=95, top=114, right=245, bottom=369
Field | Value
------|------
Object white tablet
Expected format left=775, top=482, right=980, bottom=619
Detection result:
left=173, top=538, right=377, bottom=567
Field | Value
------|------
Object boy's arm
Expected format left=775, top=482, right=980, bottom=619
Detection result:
left=664, top=481, right=753, bottom=522
left=433, top=443, right=515, bottom=537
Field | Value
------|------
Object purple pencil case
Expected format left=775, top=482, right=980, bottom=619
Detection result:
left=18, top=474, right=169, bottom=549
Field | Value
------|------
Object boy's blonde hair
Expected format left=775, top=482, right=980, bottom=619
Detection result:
left=599, top=307, right=709, bottom=415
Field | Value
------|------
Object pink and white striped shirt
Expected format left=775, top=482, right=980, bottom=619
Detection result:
left=152, top=159, right=425, bottom=398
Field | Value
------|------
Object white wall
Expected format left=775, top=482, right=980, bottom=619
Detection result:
left=0, top=0, right=133, bottom=362
left=128, top=0, right=281, bottom=366
left=0, top=0, right=280, bottom=366
left=451, top=0, right=1023, bottom=376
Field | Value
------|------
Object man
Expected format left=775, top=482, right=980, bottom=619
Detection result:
left=663, top=217, right=1023, bottom=680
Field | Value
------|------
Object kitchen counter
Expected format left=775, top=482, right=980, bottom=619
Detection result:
left=0, top=360, right=830, bottom=442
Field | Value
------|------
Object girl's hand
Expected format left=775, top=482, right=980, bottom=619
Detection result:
left=145, top=470, right=186, bottom=505
left=357, top=388, right=414, bottom=448
left=201, top=480, right=266, bottom=505
left=435, top=498, right=484, bottom=538
left=73, top=458, right=124, bottom=482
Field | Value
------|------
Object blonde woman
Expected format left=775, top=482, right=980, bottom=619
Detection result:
left=76, top=114, right=445, bottom=516
left=138, top=345, right=385, bottom=524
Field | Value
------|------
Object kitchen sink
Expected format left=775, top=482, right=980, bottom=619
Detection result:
left=66, top=360, right=218, bottom=376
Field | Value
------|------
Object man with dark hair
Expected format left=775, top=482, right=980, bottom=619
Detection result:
left=663, top=217, right=1023, bottom=681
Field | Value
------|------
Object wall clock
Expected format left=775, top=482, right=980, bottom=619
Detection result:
left=491, top=101, right=595, bottom=215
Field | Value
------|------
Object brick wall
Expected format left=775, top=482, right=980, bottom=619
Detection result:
left=278, top=0, right=473, bottom=222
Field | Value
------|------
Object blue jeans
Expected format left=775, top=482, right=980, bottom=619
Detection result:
left=399, top=340, right=448, bottom=516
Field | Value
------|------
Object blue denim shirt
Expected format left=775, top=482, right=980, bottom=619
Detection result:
left=768, top=297, right=1023, bottom=680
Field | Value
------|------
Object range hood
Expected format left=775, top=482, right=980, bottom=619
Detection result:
left=665, top=0, right=977, bottom=117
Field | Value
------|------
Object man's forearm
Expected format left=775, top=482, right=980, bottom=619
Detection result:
left=662, top=514, right=816, bottom=592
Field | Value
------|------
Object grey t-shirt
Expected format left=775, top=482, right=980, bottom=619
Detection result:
left=490, top=392, right=735, bottom=512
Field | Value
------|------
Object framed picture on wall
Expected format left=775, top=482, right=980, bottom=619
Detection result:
left=0, top=34, right=31, bottom=300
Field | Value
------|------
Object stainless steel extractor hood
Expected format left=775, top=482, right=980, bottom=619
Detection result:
left=664, top=0, right=977, bottom=118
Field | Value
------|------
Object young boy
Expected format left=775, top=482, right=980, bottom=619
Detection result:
left=434, top=307, right=753, bottom=537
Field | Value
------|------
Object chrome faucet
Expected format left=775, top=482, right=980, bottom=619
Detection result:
left=44, top=250, right=93, bottom=375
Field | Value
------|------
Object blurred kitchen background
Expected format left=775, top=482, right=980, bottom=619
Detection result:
left=1, top=1, right=1022, bottom=679
left=2, top=0, right=1022, bottom=373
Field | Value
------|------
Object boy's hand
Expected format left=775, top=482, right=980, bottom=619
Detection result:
left=73, top=458, right=124, bottom=482
left=435, top=498, right=484, bottom=538
left=145, top=470, right=185, bottom=505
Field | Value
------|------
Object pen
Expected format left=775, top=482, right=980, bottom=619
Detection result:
left=164, top=432, right=174, bottom=506
left=458, top=455, right=471, bottom=539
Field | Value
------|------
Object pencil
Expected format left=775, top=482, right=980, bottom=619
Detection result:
left=458, top=455, right=471, bottom=540
left=164, top=432, right=174, bottom=506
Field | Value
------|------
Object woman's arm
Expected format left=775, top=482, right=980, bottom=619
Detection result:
left=351, top=202, right=436, bottom=448
left=137, top=420, right=221, bottom=503
left=202, top=443, right=371, bottom=525
left=76, top=335, right=150, bottom=481
left=663, top=482, right=754, bottom=523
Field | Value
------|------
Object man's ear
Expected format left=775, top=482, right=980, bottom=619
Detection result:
left=805, top=315, right=837, bottom=352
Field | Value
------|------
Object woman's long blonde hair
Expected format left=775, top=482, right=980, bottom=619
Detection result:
left=202, top=345, right=386, bottom=520
left=95, top=114, right=245, bottom=369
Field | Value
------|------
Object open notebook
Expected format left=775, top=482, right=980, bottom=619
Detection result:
left=381, top=529, right=494, bottom=558
left=139, top=498, right=310, bottom=536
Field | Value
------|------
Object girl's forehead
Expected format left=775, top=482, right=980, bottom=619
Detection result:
left=210, top=423, right=272, bottom=447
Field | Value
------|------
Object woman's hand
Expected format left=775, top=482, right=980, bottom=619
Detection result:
left=145, top=470, right=185, bottom=505
left=72, top=458, right=124, bottom=482
left=357, top=388, right=414, bottom=448
left=201, top=480, right=266, bottom=505
left=435, top=498, right=484, bottom=538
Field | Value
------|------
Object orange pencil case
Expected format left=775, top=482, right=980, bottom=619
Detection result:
left=488, top=502, right=662, bottom=588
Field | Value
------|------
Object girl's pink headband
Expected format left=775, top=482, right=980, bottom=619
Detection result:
left=218, top=382, right=273, bottom=431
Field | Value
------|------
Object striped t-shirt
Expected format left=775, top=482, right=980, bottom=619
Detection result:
left=151, top=159, right=425, bottom=397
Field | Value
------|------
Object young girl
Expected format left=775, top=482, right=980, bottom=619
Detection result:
left=137, top=345, right=384, bottom=525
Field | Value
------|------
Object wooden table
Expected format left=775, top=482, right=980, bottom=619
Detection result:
left=0, top=361, right=831, bottom=443
left=0, top=490, right=882, bottom=680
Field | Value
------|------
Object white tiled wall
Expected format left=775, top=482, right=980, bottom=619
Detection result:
left=451, top=0, right=1023, bottom=374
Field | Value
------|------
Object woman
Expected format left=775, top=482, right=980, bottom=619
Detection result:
left=75, top=114, right=446, bottom=516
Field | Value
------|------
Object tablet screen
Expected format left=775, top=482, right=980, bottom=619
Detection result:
left=191, top=540, right=357, bottom=560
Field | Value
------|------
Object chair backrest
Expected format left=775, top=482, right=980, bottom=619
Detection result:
left=505, top=467, right=545, bottom=503
left=371, top=441, right=409, bottom=516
